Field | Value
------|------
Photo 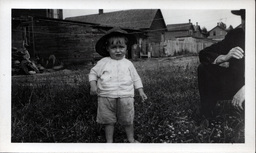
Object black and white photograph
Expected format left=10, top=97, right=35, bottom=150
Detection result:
left=0, top=0, right=255, bottom=152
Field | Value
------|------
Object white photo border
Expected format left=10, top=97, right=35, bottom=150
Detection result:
left=0, top=0, right=255, bottom=152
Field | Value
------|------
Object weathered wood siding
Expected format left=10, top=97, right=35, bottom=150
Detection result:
left=12, top=26, right=24, bottom=49
left=164, top=31, right=190, bottom=40
left=147, top=10, right=166, bottom=43
left=208, top=27, right=227, bottom=41
left=33, top=18, right=104, bottom=64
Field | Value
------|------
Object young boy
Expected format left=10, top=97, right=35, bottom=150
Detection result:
left=89, top=27, right=147, bottom=143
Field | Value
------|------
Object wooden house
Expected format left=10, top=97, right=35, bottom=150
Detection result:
left=65, top=9, right=167, bottom=44
left=12, top=9, right=106, bottom=64
left=12, top=9, right=63, bottom=50
left=208, top=23, right=228, bottom=41
left=164, top=21, right=194, bottom=40
left=12, top=18, right=103, bottom=64
left=165, top=20, right=206, bottom=40
left=12, top=9, right=143, bottom=64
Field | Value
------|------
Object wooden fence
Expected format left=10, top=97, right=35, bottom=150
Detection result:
left=133, top=39, right=214, bottom=58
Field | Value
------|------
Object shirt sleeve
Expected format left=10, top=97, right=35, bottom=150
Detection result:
left=129, top=63, right=143, bottom=89
left=199, top=42, right=224, bottom=65
left=88, top=60, right=104, bottom=82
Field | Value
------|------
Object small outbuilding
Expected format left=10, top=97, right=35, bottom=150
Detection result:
left=208, top=22, right=228, bottom=41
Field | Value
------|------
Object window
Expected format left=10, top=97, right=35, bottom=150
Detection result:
left=213, top=31, right=216, bottom=36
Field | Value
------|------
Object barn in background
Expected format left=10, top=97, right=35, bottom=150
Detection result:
left=65, top=9, right=167, bottom=57
left=65, top=9, right=167, bottom=43
left=12, top=9, right=63, bottom=50
left=12, top=15, right=104, bottom=64
left=12, top=9, right=145, bottom=65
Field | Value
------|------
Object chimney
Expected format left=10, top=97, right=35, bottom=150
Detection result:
left=99, top=9, right=103, bottom=14
left=196, top=22, right=198, bottom=26
left=189, top=19, right=191, bottom=23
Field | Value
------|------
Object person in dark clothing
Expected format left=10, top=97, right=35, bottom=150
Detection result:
left=198, top=9, right=245, bottom=118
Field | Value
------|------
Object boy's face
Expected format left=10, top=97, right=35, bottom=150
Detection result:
left=107, top=37, right=127, bottom=60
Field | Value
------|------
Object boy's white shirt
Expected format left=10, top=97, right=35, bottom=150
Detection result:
left=89, top=57, right=143, bottom=98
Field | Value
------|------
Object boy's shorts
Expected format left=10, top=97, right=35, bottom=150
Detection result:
left=97, top=97, right=134, bottom=125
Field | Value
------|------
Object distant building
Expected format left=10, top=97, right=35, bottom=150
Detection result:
left=163, top=20, right=215, bottom=56
left=165, top=20, right=194, bottom=40
left=208, top=22, right=228, bottom=41
left=164, top=20, right=206, bottom=41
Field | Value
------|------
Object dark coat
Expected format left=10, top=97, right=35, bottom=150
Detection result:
left=199, top=28, right=245, bottom=79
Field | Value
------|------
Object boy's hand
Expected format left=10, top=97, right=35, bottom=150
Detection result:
left=140, top=92, right=147, bottom=102
left=90, top=86, right=98, bottom=95
left=90, top=81, right=98, bottom=95
left=138, top=88, right=147, bottom=102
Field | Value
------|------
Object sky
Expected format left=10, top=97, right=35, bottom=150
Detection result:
left=63, top=9, right=242, bottom=31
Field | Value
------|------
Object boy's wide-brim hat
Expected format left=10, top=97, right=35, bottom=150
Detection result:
left=231, top=9, right=245, bottom=19
left=95, top=27, right=137, bottom=57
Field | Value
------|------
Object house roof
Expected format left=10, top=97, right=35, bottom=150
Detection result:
left=65, top=9, right=164, bottom=30
left=208, top=25, right=227, bottom=33
left=166, top=23, right=194, bottom=31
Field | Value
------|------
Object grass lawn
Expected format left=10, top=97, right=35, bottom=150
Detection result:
left=11, top=55, right=244, bottom=143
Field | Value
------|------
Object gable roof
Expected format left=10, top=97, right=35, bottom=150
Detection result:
left=166, top=23, right=194, bottom=31
left=65, top=9, right=164, bottom=30
left=208, top=25, right=227, bottom=33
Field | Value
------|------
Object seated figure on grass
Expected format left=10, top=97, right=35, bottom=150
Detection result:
left=198, top=9, right=245, bottom=118
left=88, top=27, right=147, bottom=143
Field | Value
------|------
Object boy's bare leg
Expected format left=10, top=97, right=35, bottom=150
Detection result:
left=105, top=124, right=114, bottom=143
left=125, top=124, right=136, bottom=143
